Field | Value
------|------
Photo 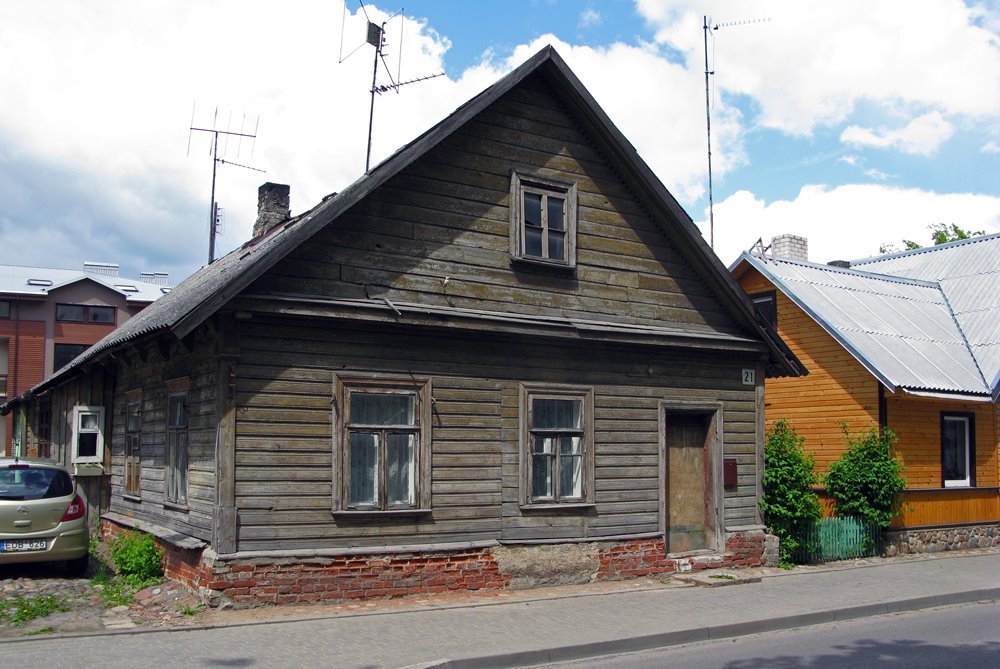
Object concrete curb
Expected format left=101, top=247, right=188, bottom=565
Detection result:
left=407, top=587, right=1000, bottom=669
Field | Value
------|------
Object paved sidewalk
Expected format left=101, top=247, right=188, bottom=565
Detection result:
left=5, top=550, right=1000, bottom=669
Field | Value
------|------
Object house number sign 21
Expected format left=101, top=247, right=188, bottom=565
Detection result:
left=742, top=369, right=755, bottom=385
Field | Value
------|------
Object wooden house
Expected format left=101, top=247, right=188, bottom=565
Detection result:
left=19, top=48, right=802, bottom=605
left=732, top=233, right=1000, bottom=554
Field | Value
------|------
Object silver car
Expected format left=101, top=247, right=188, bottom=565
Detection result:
left=0, top=459, right=89, bottom=576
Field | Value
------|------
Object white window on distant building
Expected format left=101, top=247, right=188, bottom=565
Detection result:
left=71, top=405, right=104, bottom=464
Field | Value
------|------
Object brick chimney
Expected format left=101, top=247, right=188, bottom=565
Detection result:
left=253, top=183, right=290, bottom=237
left=770, top=234, right=808, bottom=262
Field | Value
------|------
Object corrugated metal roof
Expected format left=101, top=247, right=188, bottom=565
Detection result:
left=851, top=233, right=1000, bottom=394
left=740, top=253, right=990, bottom=395
left=0, top=264, right=169, bottom=304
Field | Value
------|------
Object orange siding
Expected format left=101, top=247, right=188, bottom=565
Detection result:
left=892, top=488, right=1000, bottom=528
left=739, top=268, right=878, bottom=474
left=739, top=266, right=1000, bottom=527
left=886, top=395, right=998, bottom=488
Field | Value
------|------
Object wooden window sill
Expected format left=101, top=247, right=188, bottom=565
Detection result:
left=520, top=502, right=596, bottom=511
left=333, top=508, right=432, bottom=518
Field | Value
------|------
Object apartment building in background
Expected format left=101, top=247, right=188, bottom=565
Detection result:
left=0, top=262, right=170, bottom=455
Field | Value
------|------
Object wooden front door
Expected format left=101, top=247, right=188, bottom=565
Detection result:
left=665, top=412, right=711, bottom=553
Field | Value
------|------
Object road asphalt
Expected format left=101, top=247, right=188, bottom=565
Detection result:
left=4, top=549, right=1000, bottom=669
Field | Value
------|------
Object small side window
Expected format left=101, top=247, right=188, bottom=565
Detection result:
left=750, top=291, right=777, bottom=328
left=71, top=405, right=104, bottom=464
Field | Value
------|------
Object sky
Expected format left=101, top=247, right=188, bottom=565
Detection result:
left=2, top=0, right=999, bottom=285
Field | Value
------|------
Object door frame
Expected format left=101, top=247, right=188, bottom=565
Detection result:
left=659, top=400, right=724, bottom=554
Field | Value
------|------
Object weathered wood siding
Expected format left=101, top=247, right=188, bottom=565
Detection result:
left=249, top=72, right=741, bottom=337
left=739, top=268, right=878, bottom=473
left=106, top=334, right=218, bottom=542
left=29, top=369, right=114, bottom=528
left=231, top=317, right=759, bottom=552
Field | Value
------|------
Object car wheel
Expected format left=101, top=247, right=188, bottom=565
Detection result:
left=66, top=553, right=89, bottom=578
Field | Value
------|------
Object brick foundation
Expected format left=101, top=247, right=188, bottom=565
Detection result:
left=102, top=518, right=774, bottom=607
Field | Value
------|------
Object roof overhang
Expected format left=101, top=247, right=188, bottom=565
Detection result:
left=900, top=388, right=994, bottom=404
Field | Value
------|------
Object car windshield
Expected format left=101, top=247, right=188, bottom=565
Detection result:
left=0, top=467, right=74, bottom=501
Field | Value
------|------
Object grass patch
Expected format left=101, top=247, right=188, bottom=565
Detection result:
left=0, top=595, right=69, bottom=626
left=25, top=626, right=55, bottom=636
left=708, top=573, right=736, bottom=580
left=178, top=603, right=203, bottom=616
left=90, top=531, right=164, bottom=609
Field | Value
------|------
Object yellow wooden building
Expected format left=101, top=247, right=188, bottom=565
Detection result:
left=732, top=233, right=1000, bottom=553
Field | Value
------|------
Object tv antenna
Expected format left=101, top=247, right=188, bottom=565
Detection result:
left=703, top=16, right=769, bottom=251
left=188, top=105, right=265, bottom=264
left=339, top=1, right=445, bottom=172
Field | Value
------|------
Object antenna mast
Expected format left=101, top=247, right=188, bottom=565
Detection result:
left=341, top=2, right=444, bottom=172
left=703, top=16, right=715, bottom=250
left=188, top=107, right=265, bottom=264
left=702, top=16, right=769, bottom=252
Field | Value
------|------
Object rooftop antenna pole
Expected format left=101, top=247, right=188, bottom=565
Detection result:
left=703, top=16, right=716, bottom=250
left=342, top=2, right=444, bottom=173
left=189, top=106, right=264, bottom=264
left=366, top=20, right=385, bottom=172
left=702, top=16, right=769, bottom=253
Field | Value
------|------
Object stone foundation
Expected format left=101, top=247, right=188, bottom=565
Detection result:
left=884, top=524, right=1000, bottom=556
left=101, top=518, right=775, bottom=608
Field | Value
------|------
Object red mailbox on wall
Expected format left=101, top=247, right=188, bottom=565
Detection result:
left=723, top=458, right=738, bottom=488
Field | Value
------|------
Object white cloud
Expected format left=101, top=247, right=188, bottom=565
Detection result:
left=982, top=141, right=1000, bottom=154
left=864, top=168, right=892, bottom=181
left=638, top=0, right=1000, bottom=135
left=838, top=155, right=860, bottom=166
left=702, top=184, right=1000, bottom=266
left=841, top=112, right=954, bottom=155
left=0, top=1, right=465, bottom=279
left=579, top=8, right=602, bottom=29
left=471, top=36, right=744, bottom=203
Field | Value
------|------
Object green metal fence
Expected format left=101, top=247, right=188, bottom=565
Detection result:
left=793, top=516, right=882, bottom=564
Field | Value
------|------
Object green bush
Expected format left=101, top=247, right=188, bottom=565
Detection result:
left=108, top=530, right=164, bottom=588
left=825, top=425, right=907, bottom=529
left=759, top=420, right=823, bottom=566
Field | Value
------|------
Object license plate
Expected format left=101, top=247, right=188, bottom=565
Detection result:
left=1, top=539, right=47, bottom=552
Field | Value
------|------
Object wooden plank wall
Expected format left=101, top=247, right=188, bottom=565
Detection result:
left=738, top=269, right=879, bottom=473
left=250, top=71, right=740, bottom=338
left=232, top=317, right=760, bottom=552
left=886, top=394, right=998, bottom=489
left=892, top=488, right=999, bottom=527
left=106, top=336, right=218, bottom=542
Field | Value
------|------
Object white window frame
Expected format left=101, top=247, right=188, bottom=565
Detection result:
left=942, top=413, right=973, bottom=488
left=71, top=405, right=104, bottom=464
left=519, top=383, right=595, bottom=508
left=509, top=171, right=578, bottom=268
left=332, top=374, right=432, bottom=514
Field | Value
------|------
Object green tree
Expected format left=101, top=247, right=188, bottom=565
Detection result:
left=824, top=425, right=907, bottom=529
left=759, top=420, right=823, bottom=566
left=881, top=223, right=985, bottom=254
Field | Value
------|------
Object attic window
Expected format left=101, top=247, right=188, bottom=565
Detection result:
left=510, top=171, right=577, bottom=268
left=27, top=279, right=52, bottom=287
left=115, top=284, right=139, bottom=293
left=751, top=291, right=777, bottom=328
